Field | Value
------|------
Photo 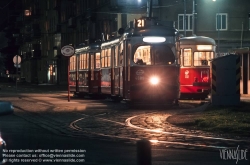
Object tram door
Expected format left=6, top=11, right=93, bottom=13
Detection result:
left=111, top=47, right=115, bottom=96
left=76, top=55, right=79, bottom=93
left=113, top=45, right=120, bottom=96
left=124, top=41, right=130, bottom=99
left=89, top=53, right=95, bottom=93
left=119, top=42, right=124, bottom=96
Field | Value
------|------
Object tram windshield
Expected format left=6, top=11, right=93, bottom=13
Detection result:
left=133, top=45, right=175, bottom=65
left=194, top=52, right=214, bottom=66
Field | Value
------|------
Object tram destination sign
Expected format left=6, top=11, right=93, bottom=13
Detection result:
left=61, top=45, right=75, bottom=57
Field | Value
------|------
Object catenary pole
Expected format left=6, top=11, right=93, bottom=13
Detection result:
left=147, top=0, right=153, bottom=18
left=192, top=0, right=196, bottom=35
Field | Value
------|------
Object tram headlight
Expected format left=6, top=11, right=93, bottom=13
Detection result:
left=149, top=76, right=159, bottom=85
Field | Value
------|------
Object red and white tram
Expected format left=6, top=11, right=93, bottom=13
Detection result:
left=70, top=17, right=180, bottom=104
left=179, top=36, right=216, bottom=99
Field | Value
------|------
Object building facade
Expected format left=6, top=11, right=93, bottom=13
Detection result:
left=156, top=0, right=250, bottom=56
left=0, top=0, right=249, bottom=84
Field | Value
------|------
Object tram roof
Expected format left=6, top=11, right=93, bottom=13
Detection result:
left=101, top=37, right=121, bottom=48
left=180, top=36, right=216, bottom=45
left=75, top=42, right=101, bottom=53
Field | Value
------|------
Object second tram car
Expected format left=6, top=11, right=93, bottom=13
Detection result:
left=70, top=42, right=101, bottom=97
left=70, top=17, right=180, bottom=104
left=179, top=36, right=216, bottom=99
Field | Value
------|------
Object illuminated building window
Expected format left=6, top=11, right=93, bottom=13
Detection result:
left=216, top=13, right=228, bottom=30
left=24, top=10, right=31, bottom=16
left=178, top=14, right=193, bottom=31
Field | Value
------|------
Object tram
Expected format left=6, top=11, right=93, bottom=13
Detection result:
left=179, top=36, right=216, bottom=99
left=70, top=17, right=180, bottom=104
left=69, top=42, right=101, bottom=97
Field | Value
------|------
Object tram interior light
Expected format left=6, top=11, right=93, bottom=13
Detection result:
left=149, top=76, right=159, bottom=85
left=149, top=139, right=159, bottom=143
left=197, top=45, right=212, bottom=50
left=143, top=37, right=166, bottom=43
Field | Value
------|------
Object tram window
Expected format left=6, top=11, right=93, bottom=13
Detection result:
left=83, top=54, right=88, bottom=69
left=152, top=45, right=175, bottom=65
left=80, top=53, right=87, bottom=69
left=120, top=50, right=123, bottom=65
left=211, top=52, right=215, bottom=59
left=96, top=53, right=100, bottom=68
left=107, top=48, right=111, bottom=67
left=91, top=55, right=94, bottom=69
left=79, top=55, right=81, bottom=69
left=81, top=54, right=85, bottom=69
left=134, top=45, right=175, bottom=65
left=115, top=46, right=118, bottom=67
left=101, top=50, right=105, bottom=67
left=86, top=53, right=89, bottom=69
left=119, top=43, right=123, bottom=66
left=79, top=54, right=83, bottom=69
left=183, top=48, right=191, bottom=66
left=134, top=45, right=149, bottom=65
left=194, top=52, right=212, bottom=66
left=70, top=56, right=76, bottom=70
left=104, top=49, right=107, bottom=67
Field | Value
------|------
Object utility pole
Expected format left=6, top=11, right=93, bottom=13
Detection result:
left=217, top=4, right=220, bottom=55
left=192, top=0, right=196, bottom=35
left=147, top=0, right=153, bottom=18
left=184, top=0, right=186, bottom=37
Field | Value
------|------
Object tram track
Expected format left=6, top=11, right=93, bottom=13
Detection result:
left=6, top=95, right=249, bottom=151
left=69, top=111, right=250, bottom=151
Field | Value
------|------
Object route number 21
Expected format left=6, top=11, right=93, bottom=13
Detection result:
left=137, top=19, right=145, bottom=27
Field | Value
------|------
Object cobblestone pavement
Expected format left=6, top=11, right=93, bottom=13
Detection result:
left=1, top=82, right=249, bottom=151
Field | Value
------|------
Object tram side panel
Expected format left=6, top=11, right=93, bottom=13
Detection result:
left=99, top=46, right=111, bottom=96
left=69, top=71, right=76, bottom=92
left=113, top=47, right=120, bottom=96
left=111, top=66, right=121, bottom=99
left=123, top=41, right=130, bottom=100
left=180, top=67, right=210, bottom=98
left=89, top=53, right=96, bottom=95
left=78, top=70, right=89, bottom=93
left=100, top=68, right=111, bottom=95
left=112, top=62, right=120, bottom=96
